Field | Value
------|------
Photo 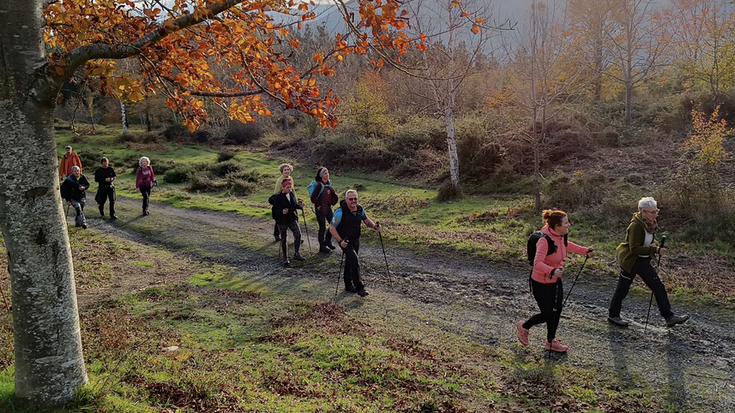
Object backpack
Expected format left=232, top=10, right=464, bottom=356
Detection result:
left=526, top=231, right=567, bottom=266
left=307, top=180, right=325, bottom=200
left=268, top=193, right=278, bottom=205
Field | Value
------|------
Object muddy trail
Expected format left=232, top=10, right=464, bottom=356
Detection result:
left=84, top=197, right=735, bottom=412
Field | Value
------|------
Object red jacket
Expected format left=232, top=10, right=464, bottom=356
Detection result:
left=531, top=225, right=588, bottom=284
left=59, top=152, right=82, bottom=178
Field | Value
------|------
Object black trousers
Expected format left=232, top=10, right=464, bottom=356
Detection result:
left=523, top=278, right=563, bottom=342
left=315, top=208, right=334, bottom=246
left=97, top=186, right=115, bottom=215
left=279, top=221, right=302, bottom=257
left=340, top=239, right=363, bottom=291
left=140, top=185, right=151, bottom=212
left=609, top=257, right=673, bottom=319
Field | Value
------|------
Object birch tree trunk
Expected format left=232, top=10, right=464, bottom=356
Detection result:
left=0, top=0, right=88, bottom=407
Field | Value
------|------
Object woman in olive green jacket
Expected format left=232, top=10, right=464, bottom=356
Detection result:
left=607, top=197, right=689, bottom=328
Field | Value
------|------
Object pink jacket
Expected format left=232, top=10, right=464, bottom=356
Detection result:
left=531, top=225, right=589, bottom=284
left=136, top=166, right=156, bottom=188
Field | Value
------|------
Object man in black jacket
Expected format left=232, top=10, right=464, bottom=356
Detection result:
left=329, top=189, right=382, bottom=297
left=60, top=166, right=90, bottom=229
left=272, top=179, right=306, bottom=265
left=94, top=157, right=117, bottom=219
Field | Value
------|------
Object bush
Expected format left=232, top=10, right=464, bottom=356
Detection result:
left=224, top=121, right=262, bottom=145
left=436, top=180, right=462, bottom=202
left=162, top=123, right=192, bottom=141
left=192, top=130, right=211, bottom=143
left=163, top=164, right=197, bottom=184
left=542, top=171, right=610, bottom=211
left=228, top=179, right=258, bottom=196
left=187, top=174, right=227, bottom=192
left=217, top=149, right=238, bottom=163
left=208, top=160, right=242, bottom=177
left=225, top=170, right=262, bottom=183
left=78, top=149, right=105, bottom=171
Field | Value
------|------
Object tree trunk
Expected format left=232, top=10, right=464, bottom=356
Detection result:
left=121, top=101, right=129, bottom=135
left=0, top=0, right=88, bottom=407
left=444, top=105, right=460, bottom=189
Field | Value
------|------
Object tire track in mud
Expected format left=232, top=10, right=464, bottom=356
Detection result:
left=85, top=197, right=735, bottom=412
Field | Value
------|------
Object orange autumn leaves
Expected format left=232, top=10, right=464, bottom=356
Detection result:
left=42, top=0, right=466, bottom=131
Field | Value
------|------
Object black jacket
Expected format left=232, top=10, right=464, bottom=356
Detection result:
left=94, top=166, right=116, bottom=187
left=335, top=200, right=365, bottom=242
left=60, top=174, right=90, bottom=202
left=272, top=192, right=302, bottom=225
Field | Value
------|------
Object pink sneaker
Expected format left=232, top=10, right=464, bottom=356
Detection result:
left=545, top=338, right=569, bottom=353
left=516, top=321, right=529, bottom=346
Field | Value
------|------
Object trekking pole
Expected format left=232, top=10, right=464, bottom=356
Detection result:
left=376, top=222, right=392, bottom=286
left=562, top=255, right=589, bottom=307
left=298, top=200, right=312, bottom=254
left=334, top=250, right=345, bottom=296
left=644, top=235, right=666, bottom=332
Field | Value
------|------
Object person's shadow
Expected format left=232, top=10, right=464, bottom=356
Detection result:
left=608, top=324, right=632, bottom=388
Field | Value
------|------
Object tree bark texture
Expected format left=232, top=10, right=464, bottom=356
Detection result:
left=0, top=0, right=88, bottom=407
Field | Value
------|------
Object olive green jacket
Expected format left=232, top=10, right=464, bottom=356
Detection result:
left=616, top=212, right=660, bottom=272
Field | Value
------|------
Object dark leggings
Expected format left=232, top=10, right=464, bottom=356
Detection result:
left=523, top=279, right=563, bottom=342
left=140, top=185, right=151, bottom=212
left=279, top=221, right=302, bottom=257
left=609, top=257, right=673, bottom=319
left=340, top=240, right=363, bottom=291
left=315, top=208, right=334, bottom=246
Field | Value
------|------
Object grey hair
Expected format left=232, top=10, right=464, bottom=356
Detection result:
left=638, top=197, right=657, bottom=211
left=139, top=156, right=151, bottom=166
left=345, top=189, right=358, bottom=199
left=71, top=166, right=80, bottom=171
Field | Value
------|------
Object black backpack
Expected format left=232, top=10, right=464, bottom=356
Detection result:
left=526, top=231, right=567, bottom=266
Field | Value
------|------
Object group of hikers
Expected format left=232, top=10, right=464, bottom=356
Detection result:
left=59, top=146, right=157, bottom=228
left=59, top=149, right=691, bottom=352
left=269, top=164, right=381, bottom=297
left=517, top=198, right=689, bottom=353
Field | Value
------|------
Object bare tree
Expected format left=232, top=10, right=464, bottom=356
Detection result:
left=504, top=0, right=591, bottom=211
left=604, top=0, right=671, bottom=128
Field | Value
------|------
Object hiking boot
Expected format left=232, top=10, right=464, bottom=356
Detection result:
left=516, top=321, right=529, bottom=346
left=357, top=288, right=369, bottom=297
left=293, top=252, right=306, bottom=261
left=282, top=256, right=290, bottom=266
left=99, top=206, right=104, bottom=216
left=326, top=241, right=336, bottom=250
left=345, top=286, right=358, bottom=293
left=666, top=314, right=690, bottom=327
left=143, top=210, right=150, bottom=216
left=274, top=235, right=281, bottom=242
left=110, top=215, right=118, bottom=220
left=319, top=246, right=332, bottom=253
left=544, top=339, right=569, bottom=353
left=81, top=224, right=88, bottom=229
left=607, top=316, right=629, bottom=327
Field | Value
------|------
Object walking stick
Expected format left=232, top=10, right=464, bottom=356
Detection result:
left=562, top=255, right=589, bottom=307
left=376, top=222, right=392, bottom=286
left=298, top=200, right=312, bottom=254
left=334, top=250, right=345, bottom=296
left=644, top=235, right=666, bottom=332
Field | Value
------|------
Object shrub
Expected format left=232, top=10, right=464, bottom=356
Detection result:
left=224, top=121, right=262, bottom=145
left=542, top=171, right=609, bottom=211
left=78, top=149, right=105, bottom=171
left=228, top=179, right=258, bottom=196
left=163, top=164, right=197, bottom=184
left=208, top=160, right=242, bottom=177
left=217, top=149, right=238, bottom=163
left=187, top=174, right=227, bottom=192
left=436, top=180, right=462, bottom=202
left=225, top=170, right=262, bottom=183
left=162, top=123, right=192, bottom=141
left=192, top=130, right=211, bottom=143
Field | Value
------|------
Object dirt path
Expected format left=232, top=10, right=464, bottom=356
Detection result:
left=86, top=197, right=735, bottom=412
